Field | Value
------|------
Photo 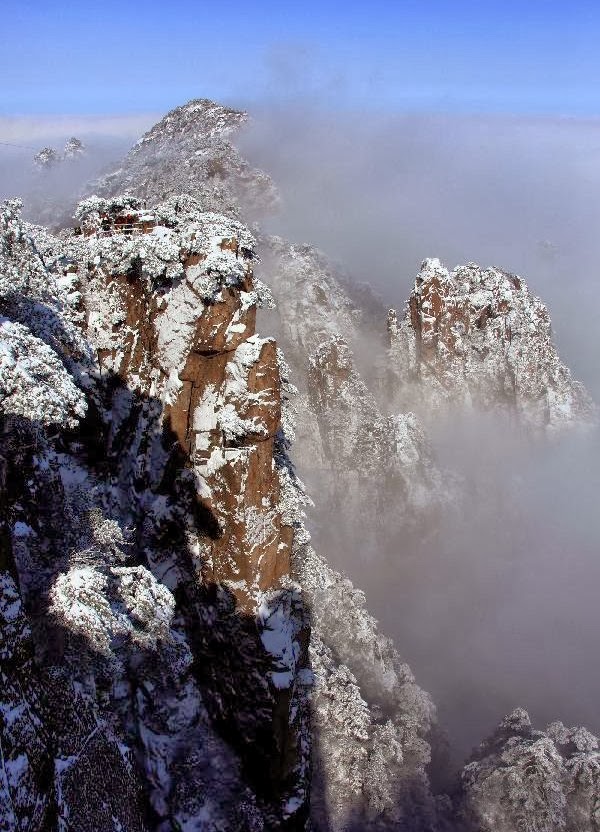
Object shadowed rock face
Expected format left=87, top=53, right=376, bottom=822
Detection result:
left=0, top=196, right=311, bottom=831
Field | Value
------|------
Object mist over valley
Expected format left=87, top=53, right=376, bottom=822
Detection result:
left=2, top=92, right=600, bottom=830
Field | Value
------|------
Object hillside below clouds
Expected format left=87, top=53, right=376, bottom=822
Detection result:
left=1, top=98, right=599, bottom=832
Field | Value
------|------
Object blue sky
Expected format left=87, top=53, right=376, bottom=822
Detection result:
left=2, top=0, right=600, bottom=116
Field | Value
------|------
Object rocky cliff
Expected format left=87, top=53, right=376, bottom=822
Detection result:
left=0, top=195, right=311, bottom=830
left=1, top=187, right=441, bottom=831
left=386, top=257, right=596, bottom=432
left=2, top=98, right=599, bottom=832
left=256, top=239, right=451, bottom=557
left=96, top=102, right=452, bottom=552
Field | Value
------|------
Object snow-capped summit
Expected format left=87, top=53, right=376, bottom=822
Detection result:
left=96, top=98, right=278, bottom=217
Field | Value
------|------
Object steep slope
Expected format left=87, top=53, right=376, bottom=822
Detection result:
left=90, top=103, right=453, bottom=823
left=1, top=189, right=445, bottom=831
left=256, top=238, right=452, bottom=558
left=295, top=544, right=444, bottom=832
left=0, top=196, right=311, bottom=830
left=86, top=99, right=600, bottom=831
left=98, top=102, right=450, bottom=548
left=5, top=97, right=599, bottom=832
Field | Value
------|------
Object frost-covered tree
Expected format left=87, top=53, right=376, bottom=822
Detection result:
left=458, top=708, right=600, bottom=832
left=33, top=139, right=85, bottom=170
left=294, top=543, right=441, bottom=831
left=0, top=199, right=88, bottom=427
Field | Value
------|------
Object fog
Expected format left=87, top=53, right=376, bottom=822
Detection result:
left=0, top=113, right=156, bottom=226
left=239, top=108, right=600, bottom=400
left=356, top=417, right=600, bottom=760
left=4, top=101, right=600, bottom=762
left=238, top=106, right=600, bottom=759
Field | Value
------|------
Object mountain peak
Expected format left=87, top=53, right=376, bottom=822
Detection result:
left=136, top=98, right=247, bottom=147
left=387, top=258, right=597, bottom=430
left=94, top=98, right=276, bottom=218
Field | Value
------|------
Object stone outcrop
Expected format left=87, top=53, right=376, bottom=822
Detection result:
left=257, top=238, right=450, bottom=558
left=307, top=333, right=448, bottom=539
left=78, top=202, right=291, bottom=610
left=2, top=130, right=448, bottom=831
left=387, top=258, right=597, bottom=431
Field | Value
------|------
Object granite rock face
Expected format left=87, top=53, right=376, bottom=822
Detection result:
left=98, top=108, right=450, bottom=546
left=3, top=98, right=599, bottom=832
left=73, top=199, right=292, bottom=610
left=386, top=258, right=597, bottom=432
left=0, top=195, right=311, bottom=830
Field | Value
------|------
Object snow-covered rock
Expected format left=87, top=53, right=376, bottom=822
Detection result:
left=0, top=190, right=310, bottom=830
left=387, top=258, right=597, bottom=432
left=458, top=708, right=600, bottom=832
left=3, top=97, right=598, bottom=832
left=95, top=99, right=278, bottom=219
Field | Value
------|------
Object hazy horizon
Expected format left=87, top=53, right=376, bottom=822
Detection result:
left=3, top=103, right=600, bottom=404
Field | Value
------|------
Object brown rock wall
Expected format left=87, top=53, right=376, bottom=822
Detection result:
left=93, top=239, right=291, bottom=610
